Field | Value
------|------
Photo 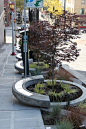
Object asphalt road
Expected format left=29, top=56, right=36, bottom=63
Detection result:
left=63, top=33, right=86, bottom=77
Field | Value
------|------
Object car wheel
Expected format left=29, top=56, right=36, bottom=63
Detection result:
left=83, top=30, right=86, bottom=33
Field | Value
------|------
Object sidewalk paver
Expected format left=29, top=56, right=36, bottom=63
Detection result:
left=0, top=43, right=45, bottom=129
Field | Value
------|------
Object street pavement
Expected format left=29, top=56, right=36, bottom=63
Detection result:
left=63, top=33, right=86, bottom=77
left=0, top=26, right=45, bottom=129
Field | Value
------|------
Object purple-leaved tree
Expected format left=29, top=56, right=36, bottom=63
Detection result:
left=28, top=11, right=80, bottom=91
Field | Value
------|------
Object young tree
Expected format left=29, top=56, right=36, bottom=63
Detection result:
left=28, top=12, right=80, bottom=91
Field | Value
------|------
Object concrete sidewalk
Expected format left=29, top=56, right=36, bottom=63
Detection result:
left=0, top=43, right=45, bottom=129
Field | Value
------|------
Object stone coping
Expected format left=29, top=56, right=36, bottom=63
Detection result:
left=16, top=47, right=21, bottom=53
left=13, top=76, right=86, bottom=108
left=14, top=60, right=35, bottom=74
left=16, top=53, right=22, bottom=60
left=12, top=75, right=50, bottom=108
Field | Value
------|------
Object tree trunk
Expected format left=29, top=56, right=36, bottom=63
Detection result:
left=52, top=56, right=54, bottom=92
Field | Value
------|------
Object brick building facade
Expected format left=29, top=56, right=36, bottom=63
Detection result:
left=74, top=0, right=86, bottom=26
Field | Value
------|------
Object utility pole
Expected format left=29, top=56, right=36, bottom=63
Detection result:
left=61, top=0, right=63, bottom=14
left=14, top=0, right=17, bottom=46
left=24, top=0, right=27, bottom=77
left=64, top=0, right=66, bottom=11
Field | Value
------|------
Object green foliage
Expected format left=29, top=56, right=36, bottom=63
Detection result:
left=44, top=63, right=49, bottom=68
left=19, top=40, right=21, bottom=46
left=57, top=119, right=74, bottom=129
left=29, top=62, right=49, bottom=69
left=29, top=63, right=36, bottom=68
left=15, top=0, right=24, bottom=12
left=84, top=99, right=86, bottom=103
left=34, top=83, right=45, bottom=94
left=48, top=90, right=59, bottom=100
left=31, top=68, right=42, bottom=76
left=49, top=105, right=61, bottom=121
left=30, top=62, right=49, bottom=76
left=60, top=82, right=78, bottom=94
left=79, top=101, right=86, bottom=110
left=47, top=79, right=56, bottom=86
left=44, top=105, right=61, bottom=124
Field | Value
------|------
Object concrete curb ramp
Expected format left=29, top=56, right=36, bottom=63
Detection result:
left=12, top=75, right=50, bottom=108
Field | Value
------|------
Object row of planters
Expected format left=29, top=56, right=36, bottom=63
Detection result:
left=16, top=11, right=86, bottom=129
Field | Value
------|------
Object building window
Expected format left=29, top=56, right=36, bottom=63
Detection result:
left=80, top=8, right=84, bottom=14
left=81, top=0, right=85, bottom=4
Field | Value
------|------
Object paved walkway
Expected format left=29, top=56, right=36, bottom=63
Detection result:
left=0, top=43, right=45, bottom=129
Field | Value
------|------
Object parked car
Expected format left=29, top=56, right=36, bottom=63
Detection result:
left=17, top=24, right=30, bottom=31
left=16, top=12, right=22, bottom=24
left=81, top=29, right=86, bottom=33
left=63, top=28, right=79, bottom=35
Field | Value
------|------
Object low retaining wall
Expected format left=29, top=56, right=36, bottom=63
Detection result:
left=14, top=60, right=35, bottom=74
left=12, top=77, right=86, bottom=108
left=12, top=75, right=50, bottom=108
left=16, top=53, right=22, bottom=60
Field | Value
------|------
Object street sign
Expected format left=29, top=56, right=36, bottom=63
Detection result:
left=26, top=0, right=43, bottom=8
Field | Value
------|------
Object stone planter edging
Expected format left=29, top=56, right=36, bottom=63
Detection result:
left=16, top=53, right=22, bottom=60
left=14, top=60, right=35, bottom=74
left=12, top=75, right=50, bottom=108
left=16, top=47, right=21, bottom=53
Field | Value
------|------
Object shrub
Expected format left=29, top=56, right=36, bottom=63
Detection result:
left=56, top=119, right=74, bottom=129
left=34, top=83, right=45, bottom=94
left=43, top=105, right=61, bottom=125
left=60, top=82, right=78, bottom=95
left=49, top=105, right=61, bottom=121
left=78, top=100, right=86, bottom=115
left=47, top=79, right=56, bottom=87
left=66, top=108, right=84, bottom=128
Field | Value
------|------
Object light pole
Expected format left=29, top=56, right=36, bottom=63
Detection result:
left=24, top=0, right=27, bottom=77
left=64, top=0, right=66, bottom=11
left=14, top=0, right=17, bottom=46
left=61, top=0, right=63, bottom=14
left=9, top=1, right=16, bottom=55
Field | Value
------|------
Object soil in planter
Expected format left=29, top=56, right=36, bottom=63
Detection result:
left=27, top=82, right=83, bottom=102
left=42, top=66, right=76, bottom=82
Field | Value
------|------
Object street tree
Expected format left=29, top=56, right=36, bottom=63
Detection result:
left=44, top=0, right=62, bottom=15
left=12, top=0, right=24, bottom=12
left=28, top=12, right=80, bottom=91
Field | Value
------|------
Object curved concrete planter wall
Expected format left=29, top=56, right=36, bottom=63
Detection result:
left=16, top=53, right=22, bottom=60
left=12, top=76, right=86, bottom=108
left=16, top=47, right=21, bottom=53
left=12, top=75, right=50, bottom=108
left=14, top=60, right=35, bottom=74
